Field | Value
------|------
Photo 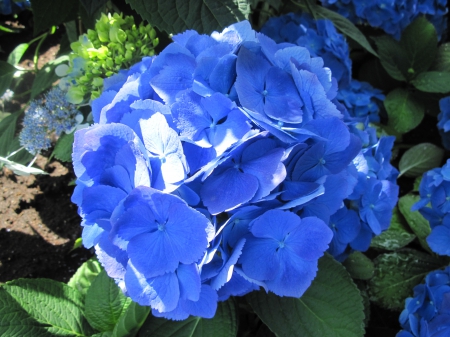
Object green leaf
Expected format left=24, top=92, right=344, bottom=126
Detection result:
left=112, top=302, right=150, bottom=337
left=413, top=176, right=422, bottom=192
left=0, top=60, right=17, bottom=97
left=79, top=0, right=109, bottom=16
left=7, top=43, right=29, bottom=66
left=385, top=88, right=424, bottom=134
left=398, top=193, right=432, bottom=252
left=431, top=42, right=450, bottom=72
left=31, top=55, right=69, bottom=99
left=246, top=254, right=365, bottom=337
left=52, top=132, right=75, bottom=162
left=138, top=297, right=238, bottom=337
left=29, top=0, right=79, bottom=35
left=371, top=207, right=416, bottom=250
left=368, top=250, right=446, bottom=310
left=372, top=35, right=408, bottom=81
left=0, top=110, right=21, bottom=157
left=399, top=17, right=437, bottom=77
left=343, top=251, right=374, bottom=280
left=398, top=143, right=444, bottom=177
left=125, top=0, right=250, bottom=35
left=0, top=287, right=49, bottom=336
left=309, top=5, right=378, bottom=57
left=410, top=71, right=450, bottom=93
left=6, top=136, right=34, bottom=165
left=68, top=258, right=102, bottom=296
left=1, top=278, right=95, bottom=336
left=85, top=270, right=132, bottom=332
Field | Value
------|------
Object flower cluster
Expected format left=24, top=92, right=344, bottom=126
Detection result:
left=319, top=0, right=448, bottom=40
left=337, top=79, right=385, bottom=123
left=398, top=267, right=450, bottom=337
left=437, top=96, right=450, bottom=150
left=58, top=13, right=159, bottom=104
left=72, top=20, right=398, bottom=320
left=19, top=87, right=82, bottom=154
left=412, top=159, right=450, bottom=256
left=0, top=0, right=30, bottom=15
left=261, top=12, right=352, bottom=87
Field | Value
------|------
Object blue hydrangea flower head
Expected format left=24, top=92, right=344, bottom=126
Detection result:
left=320, top=0, right=448, bottom=40
left=261, top=12, right=352, bottom=87
left=399, top=266, right=450, bottom=336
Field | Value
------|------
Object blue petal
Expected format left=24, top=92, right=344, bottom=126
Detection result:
left=177, top=263, right=201, bottom=301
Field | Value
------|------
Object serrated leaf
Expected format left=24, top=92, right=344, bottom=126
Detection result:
left=0, top=110, right=21, bottom=157
left=125, top=0, right=249, bottom=35
left=431, top=42, right=450, bottom=72
left=246, top=254, right=365, bottom=337
left=79, top=0, right=108, bottom=16
left=7, top=43, right=29, bottom=66
left=385, top=88, right=424, bottom=134
left=2, top=278, right=95, bottom=336
left=398, top=193, right=432, bottom=252
left=85, top=270, right=131, bottom=332
left=31, top=55, right=69, bottom=99
left=30, top=0, right=79, bottom=35
left=343, top=251, right=374, bottom=280
left=371, top=207, right=416, bottom=250
left=309, top=5, right=378, bottom=57
left=138, top=298, right=238, bottom=337
left=52, top=132, right=75, bottom=162
left=410, top=71, right=450, bottom=93
left=0, top=287, right=49, bottom=336
left=68, top=258, right=102, bottom=296
left=368, top=250, right=446, bottom=310
left=372, top=35, right=408, bottom=81
left=112, top=301, right=150, bottom=337
left=399, top=17, right=437, bottom=78
left=398, top=143, right=444, bottom=177
left=0, top=60, right=17, bottom=97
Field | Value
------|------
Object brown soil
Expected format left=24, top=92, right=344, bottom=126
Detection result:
left=0, top=156, right=92, bottom=283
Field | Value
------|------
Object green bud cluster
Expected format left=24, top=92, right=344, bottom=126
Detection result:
left=63, top=13, right=159, bottom=103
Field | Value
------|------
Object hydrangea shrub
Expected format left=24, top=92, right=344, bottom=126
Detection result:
left=71, top=20, right=398, bottom=320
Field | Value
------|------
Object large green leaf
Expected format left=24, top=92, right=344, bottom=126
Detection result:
left=371, top=207, right=416, bottom=251
left=68, top=258, right=102, bottom=296
left=85, top=270, right=132, bottom=332
left=1, top=278, right=95, bottom=336
left=372, top=35, right=408, bottom=81
left=411, top=71, right=450, bottom=93
left=309, top=5, right=378, bottom=57
left=368, top=250, right=446, bottom=310
left=398, top=143, right=444, bottom=177
left=138, top=297, right=238, bottom=337
left=398, top=193, right=431, bottom=252
left=246, top=254, right=364, bottom=337
left=125, top=0, right=250, bottom=35
left=0, top=110, right=21, bottom=157
left=31, top=55, right=69, bottom=99
left=29, top=0, right=79, bottom=35
left=385, top=88, right=424, bottom=134
left=79, top=0, right=109, bottom=17
left=431, top=42, right=450, bottom=72
left=399, top=17, right=437, bottom=78
left=0, top=60, right=17, bottom=97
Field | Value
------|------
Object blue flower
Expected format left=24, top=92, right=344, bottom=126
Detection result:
left=239, top=209, right=332, bottom=297
left=437, top=96, right=450, bottom=150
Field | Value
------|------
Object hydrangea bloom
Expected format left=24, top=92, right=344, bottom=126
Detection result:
left=19, top=87, right=82, bottom=154
left=398, top=267, right=450, bottom=336
left=261, top=12, right=352, bottom=87
left=320, top=0, right=448, bottom=40
left=413, top=160, right=450, bottom=256
left=437, top=96, right=450, bottom=150
left=72, top=20, right=398, bottom=319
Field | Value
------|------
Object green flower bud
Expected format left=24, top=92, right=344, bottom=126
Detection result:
left=92, top=77, right=103, bottom=87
